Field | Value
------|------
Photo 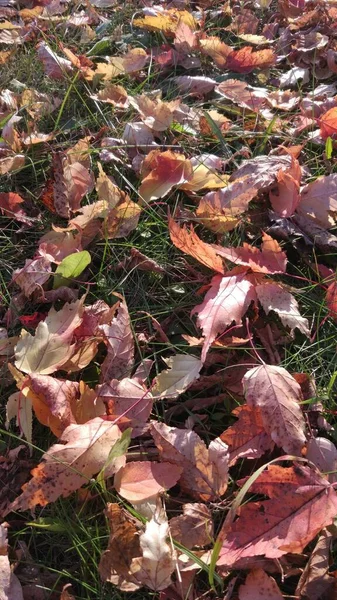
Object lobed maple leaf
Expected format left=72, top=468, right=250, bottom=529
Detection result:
left=243, top=364, right=306, bottom=455
left=213, top=233, right=287, bottom=274
left=221, top=405, right=274, bottom=466
left=151, top=421, right=229, bottom=500
left=218, top=464, right=337, bottom=567
left=14, top=299, right=84, bottom=375
left=168, top=218, right=225, bottom=274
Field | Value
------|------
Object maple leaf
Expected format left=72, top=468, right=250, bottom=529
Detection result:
left=269, top=156, right=301, bottom=218
left=191, top=273, right=256, bottom=361
left=169, top=503, right=213, bottom=549
left=114, top=461, right=183, bottom=502
left=295, top=530, right=335, bottom=599
left=15, top=373, right=79, bottom=437
left=297, top=173, right=337, bottom=229
left=99, top=503, right=142, bottom=591
left=7, top=419, right=125, bottom=511
left=196, top=177, right=259, bottom=234
left=151, top=421, right=229, bottom=500
left=239, top=569, right=283, bottom=600
left=152, top=354, right=202, bottom=398
left=168, top=218, right=225, bottom=274
left=213, top=233, right=287, bottom=274
left=139, top=150, right=193, bottom=203
left=319, top=106, right=337, bottom=139
left=221, top=405, right=274, bottom=466
left=243, top=365, right=306, bottom=455
left=0, top=192, right=33, bottom=224
left=99, top=300, right=134, bottom=382
left=51, top=152, right=94, bottom=218
left=12, top=257, right=52, bottom=297
left=97, top=377, right=153, bottom=428
left=134, top=9, right=197, bottom=35
left=200, top=36, right=232, bottom=68
left=0, top=524, right=24, bottom=600
left=218, top=465, right=337, bottom=566
left=14, top=299, right=84, bottom=375
left=225, top=46, right=276, bottom=73
left=256, top=282, right=310, bottom=336
left=129, top=94, right=179, bottom=132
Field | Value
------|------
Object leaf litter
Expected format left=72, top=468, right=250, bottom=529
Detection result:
left=2, top=0, right=337, bottom=598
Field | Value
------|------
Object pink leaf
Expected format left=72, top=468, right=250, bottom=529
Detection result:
left=115, top=461, right=183, bottom=502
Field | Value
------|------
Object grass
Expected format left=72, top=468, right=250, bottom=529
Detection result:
left=1, top=2, right=337, bottom=599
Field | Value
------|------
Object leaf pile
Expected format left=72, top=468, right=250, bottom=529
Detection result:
left=1, top=0, right=337, bottom=598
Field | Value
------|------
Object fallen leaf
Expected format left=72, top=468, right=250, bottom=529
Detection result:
left=243, top=364, right=306, bottom=455
left=191, top=273, right=256, bottom=361
left=0, top=192, right=32, bottom=224
left=99, top=300, right=134, bottom=382
left=139, top=150, right=193, bottom=203
left=256, top=282, right=310, bottom=336
left=269, top=157, right=301, bottom=218
left=12, top=257, right=52, bottom=297
left=14, top=299, right=84, bottom=375
left=134, top=10, right=196, bottom=36
left=213, top=233, right=287, bottom=274
left=306, top=437, right=337, bottom=483
left=151, top=421, right=229, bottom=500
left=319, top=107, right=337, bottom=139
left=169, top=503, right=213, bottom=549
left=7, top=418, right=125, bottom=511
left=295, top=529, right=335, bottom=600
left=297, top=173, right=337, bottom=229
left=97, top=377, right=153, bottom=426
left=221, top=405, right=274, bottom=466
left=6, top=391, right=33, bottom=445
left=226, top=46, right=276, bottom=73
left=129, top=94, right=179, bottom=132
left=168, top=218, right=225, bottom=274
left=152, top=354, right=202, bottom=398
left=99, top=502, right=142, bottom=590
left=239, top=569, right=283, bottom=600
left=0, top=523, right=24, bottom=600
left=114, top=461, right=183, bottom=502
left=37, top=41, right=73, bottom=79
left=218, top=464, right=337, bottom=566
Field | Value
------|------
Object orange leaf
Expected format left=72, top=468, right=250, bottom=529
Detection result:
left=168, top=217, right=225, bottom=274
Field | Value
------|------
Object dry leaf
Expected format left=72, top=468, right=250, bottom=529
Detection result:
left=239, top=569, right=283, bottom=600
left=221, top=405, right=274, bottom=466
left=243, top=364, right=306, bottom=455
left=7, top=419, right=125, bottom=511
left=169, top=503, right=213, bottom=549
left=114, top=461, right=183, bottom=502
left=151, top=421, right=229, bottom=500
left=152, top=354, right=202, bottom=398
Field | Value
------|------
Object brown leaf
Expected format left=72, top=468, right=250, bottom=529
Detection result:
left=295, top=530, right=335, bottom=600
left=239, top=569, right=283, bottom=600
left=99, top=300, right=134, bottom=382
left=169, top=503, right=213, bottom=549
left=151, top=421, right=229, bottom=500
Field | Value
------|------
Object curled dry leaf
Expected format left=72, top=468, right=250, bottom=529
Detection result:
left=7, top=419, right=125, bottom=512
left=239, top=569, right=283, bottom=600
left=169, top=503, right=213, bottom=549
left=14, top=299, right=84, bottom=375
left=152, top=354, right=202, bottom=398
left=114, top=461, right=183, bottom=502
left=218, top=465, right=337, bottom=567
left=151, top=421, right=229, bottom=500
left=243, top=364, right=306, bottom=455
left=306, top=437, right=337, bottom=483
left=139, top=150, right=192, bottom=203
left=221, top=405, right=274, bottom=466
left=169, top=217, right=225, bottom=274
left=99, top=502, right=142, bottom=591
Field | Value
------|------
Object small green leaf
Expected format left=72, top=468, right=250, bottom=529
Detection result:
left=96, top=428, right=132, bottom=491
left=53, top=251, right=91, bottom=289
left=86, top=37, right=111, bottom=57
left=325, top=136, right=333, bottom=159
